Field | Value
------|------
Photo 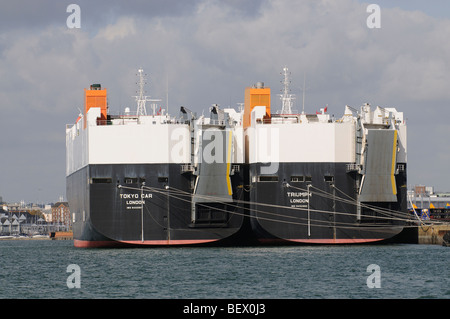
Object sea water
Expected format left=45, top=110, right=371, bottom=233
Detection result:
left=0, top=240, right=448, bottom=299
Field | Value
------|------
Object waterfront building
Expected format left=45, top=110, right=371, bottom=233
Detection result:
left=51, top=202, right=71, bottom=230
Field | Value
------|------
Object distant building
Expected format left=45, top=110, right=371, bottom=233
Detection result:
left=51, top=202, right=71, bottom=228
left=408, top=185, right=450, bottom=210
left=42, top=210, right=53, bottom=223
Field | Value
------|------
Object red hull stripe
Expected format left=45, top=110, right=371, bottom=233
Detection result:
left=74, top=237, right=383, bottom=248
left=258, top=238, right=383, bottom=244
left=74, top=239, right=217, bottom=248
left=119, top=239, right=218, bottom=245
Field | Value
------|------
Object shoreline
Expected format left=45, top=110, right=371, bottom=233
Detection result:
left=0, top=232, right=73, bottom=241
left=0, top=236, right=51, bottom=240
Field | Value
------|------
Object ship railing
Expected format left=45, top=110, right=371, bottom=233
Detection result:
left=270, top=114, right=301, bottom=123
left=346, top=163, right=361, bottom=172
left=256, top=116, right=301, bottom=125
left=93, top=117, right=193, bottom=126
left=198, top=118, right=231, bottom=126
left=181, top=164, right=195, bottom=173
left=212, top=119, right=227, bottom=125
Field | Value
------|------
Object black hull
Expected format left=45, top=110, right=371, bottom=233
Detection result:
left=248, top=162, right=408, bottom=244
left=67, top=162, right=408, bottom=247
left=67, top=164, right=247, bottom=247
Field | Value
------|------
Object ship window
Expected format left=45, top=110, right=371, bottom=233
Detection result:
left=91, top=178, right=112, bottom=184
left=324, top=176, right=334, bottom=183
left=305, top=176, right=312, bottom=183
left=125, top=178, right=138, bottom=184
left=290, top=176, right=304, bottom=182
left=158, top=177, right=169, bottom=183
left=258, top=176, right=279, bottom=182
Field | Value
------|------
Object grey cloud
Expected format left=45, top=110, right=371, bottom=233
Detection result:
left=0, top=0, right=264, bottom=32
left=0, top=0, right=66, bottom=31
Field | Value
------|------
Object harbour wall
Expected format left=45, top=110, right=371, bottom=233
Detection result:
left=49, top=231, right=73, bottom=240
left=418, top=224, right=450, bottom=245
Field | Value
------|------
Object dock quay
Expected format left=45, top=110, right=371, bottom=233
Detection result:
left=418, top=224, right=450, bottom=245
left=49, top=231, right=73, bottom=240
left=0, top=231, right=73, bottom=241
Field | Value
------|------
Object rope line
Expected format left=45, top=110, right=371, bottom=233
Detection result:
left=117, top=184, right=447, bottom=233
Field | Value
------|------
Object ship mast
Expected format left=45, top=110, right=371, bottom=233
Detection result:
left=279, top=66, right=295, bottom=114
left=134, top=68, right=161, bottom=116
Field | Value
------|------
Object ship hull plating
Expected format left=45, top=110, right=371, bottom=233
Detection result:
left=67, top=164, right=246, bottom=248
left=68, top=162, right=408, bottom=247
left=248, top=162, right=408, bottom=244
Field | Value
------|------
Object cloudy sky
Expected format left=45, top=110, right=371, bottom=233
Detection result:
left=1, top=0, right=449, bottom=204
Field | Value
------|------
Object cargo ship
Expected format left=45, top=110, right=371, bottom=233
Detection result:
left=66, top=67, right=408, bottom=247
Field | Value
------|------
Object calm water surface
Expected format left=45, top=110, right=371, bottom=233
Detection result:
left=0, top=240, right=448, bottom=299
